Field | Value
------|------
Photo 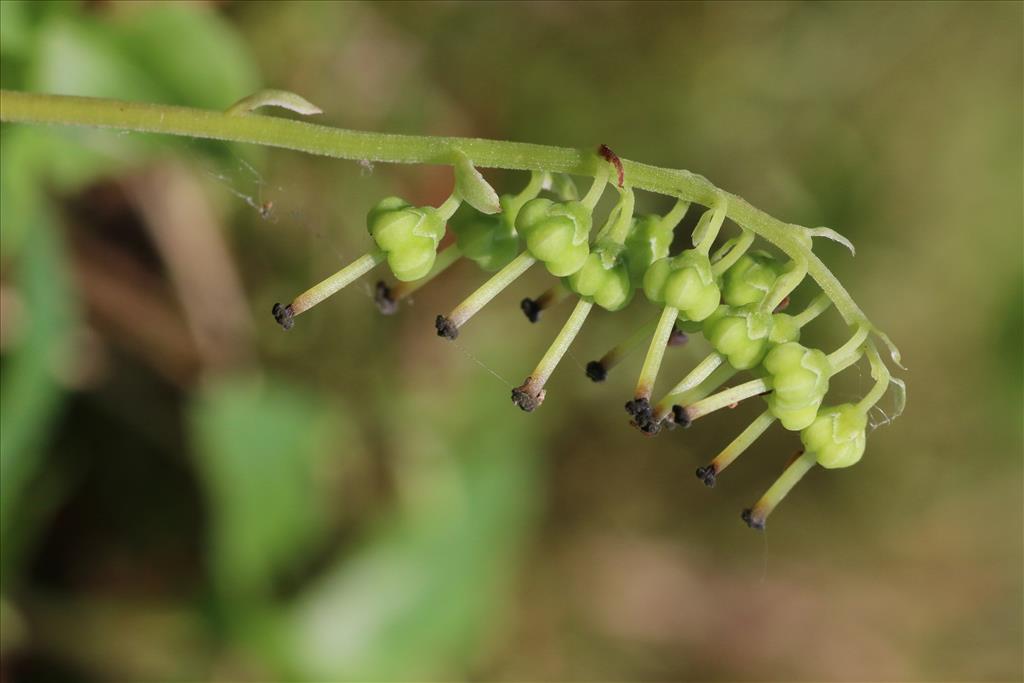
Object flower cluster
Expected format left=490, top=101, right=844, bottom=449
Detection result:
left=273, top=148, right=903, bottom=529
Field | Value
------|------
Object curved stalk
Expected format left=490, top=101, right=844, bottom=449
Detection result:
left=0, top=90, right=898, bottom=364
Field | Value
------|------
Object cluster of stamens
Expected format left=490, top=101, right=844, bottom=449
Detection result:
left=273, top=147, right=900, bottom=529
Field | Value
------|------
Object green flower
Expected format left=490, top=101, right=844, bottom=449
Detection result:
left=721, top=250, right=785, bottom=307
left=450, top=195, right=520, bottom=272
left=515, top=197, right=592, bottom=277
left=642, top=250, right=720, bottom=320
left=367, top=196, right=446, bottom=281
left=762, top=341, right=831, bottom=430
left=801, top=404, right=868, bottom=468
left=624, top=214, right=674, bottom=283
left=568, top=240, right=633, bottom=311
left=703, top=305, right=773, bottom=369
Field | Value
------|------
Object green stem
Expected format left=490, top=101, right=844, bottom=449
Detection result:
left=634, top=306, right=679, bottom=399
left=291, top=250, right=384, bottom=315
left=593, top=315, right=659, bottom=374
left=655, top=352, right=725, bottom=409
left=711, top=229, right=755, bottom=277
left=659, top=198, right=690, bottom=232
left=0, top=90, right=895, bottom=363
left=505, top=170, right=546, bottom=217
left=791, top=292, right=833, bottom=327
left=706, top=410, right=777, bottom=479
left=744, top=450, right=817, bottom=529
left=436, top=193, right=462, bottom=221
left=446, top=251, right=536, bottom=330
left=653, top=363, right=736, bottom=422
left=682, top=377, right=769, bottom=422
left=606, top=186, right=636, bottom=244
left=580, top=164, right=609, bottom=211
left=856, top=342, right=891, bottom=412
left=827, top=325, right=870, bottom=374
left=517, top=298, right=594, bottom=404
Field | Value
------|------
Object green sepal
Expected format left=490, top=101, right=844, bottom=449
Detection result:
left=762, top=342, right=831, bottom=431
left=450, top=195, right=520, bottom=272
left=641, top=249, right=720, bottom=320
left=367, top=196, right=446, bottom=281
left=624, top=215, right=674, bottom=282
left=568, top=240, right=634, bottom=311
left=802, top=404, right=868, bottom=469
left=721, top=250, right=785, bottom=307
left=515, top=197, right=592, bottom=277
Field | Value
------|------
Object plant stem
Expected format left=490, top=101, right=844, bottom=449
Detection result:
left=291, top=250, right=384, bottom=315
left=700, top=410, right=777, bottom=484
left=655, top=352, right=725, bottom=409
left=634, top=306, right=679, bottom=399
left=514, top=298, right=594, bottom=410
left=444, top=251, right=536, bottom=331
left=682, top=378, right=769, bottom=422
left=0, top=90, right=895, bottom=362
left=711, top=229, right=754, bottom=276
left=744, top=450, right=817, bottom=529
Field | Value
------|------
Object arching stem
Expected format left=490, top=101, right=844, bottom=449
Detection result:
left=695, top=410, right=776, bottom=487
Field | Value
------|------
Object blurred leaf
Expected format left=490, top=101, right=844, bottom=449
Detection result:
left=0, top=210, right=75, bottom=588
left=189, top=375, right=345, bottom=602
left=110, top=4, right=260, bottom=109
left=279, top=385, right=541, bottom=681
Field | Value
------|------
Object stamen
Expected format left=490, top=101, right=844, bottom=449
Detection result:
left=677, top=378, right=770, bottom=423
left=656, top=363, right=737, bottom=425
left=375, top=244, right=462, bottom=315
left=585, top=316, right=659, bottom=382
left=696, top=410, right=776, bottom=487
left=791, top=292, right=833, bottom=328
left=633, top=306, right=679, bottom=400
left=274, top=249, right=385, bottom=329
left=437, top=251, right=536, bottom=340
left=759, top=253, right=808, bottom=313
left=742, top=450, right=817, bottom=530
left=521, top=281, right=570, bottom=323
left=513, top=299, right=593, bottom=411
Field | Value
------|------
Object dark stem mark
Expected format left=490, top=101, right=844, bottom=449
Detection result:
left=598, top=144, right=625, bottom=188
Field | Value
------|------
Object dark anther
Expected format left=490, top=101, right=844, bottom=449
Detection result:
left=670, top=405, right=691, bottom=428
left=774, top=296, right=790, bottom=313
left=695, top=465, right=717, bottom=488
left=435, top=315, right=459, bottom=340
left=520, top=298, right=541, bottom=323
left=625, top=397, right=661, bottom=434
left=374, top=281, right=398, bottom=315
left=512, top=385, right=543, bottom=412
left=598, top=144, right=625, bottom=187
left=741, top=508, right=765, bottom=530
left=585, top=361, right=607, bottom=382
left=667, top=329, right=689, bottom=347
left=272, top=303, right=295, bottom=331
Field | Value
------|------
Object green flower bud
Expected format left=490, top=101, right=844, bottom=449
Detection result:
left=367, top=196, right=446, bottom=281
left=722, top=250, right=785, bottom=307
left=624, top=215, right=673, bottom=282
left=515, top=198, right=592, bottom=277
left=769, top=313, right=801, bottom=344
left=801, top=404, right=868, bottom=469
left=450, top=195, right=520, bottom=272
left=703, top=305, right=774, bottom=369
left=568, top=241, right=634, bottom=311
left=642, top=250, right=720, bottom=320
left=762, top=342, right=831, bottom=431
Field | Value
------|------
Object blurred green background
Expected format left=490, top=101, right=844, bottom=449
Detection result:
left=1, top=1, right=1021, bottom=681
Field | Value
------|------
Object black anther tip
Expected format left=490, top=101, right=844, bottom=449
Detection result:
left=695, top=465, right=717, bottom=488
left=272, top=303, right=294, bottom=331
left=585, top=361, right=607, bottom=382
left=435, top=315, right=459, bottom=340
left=741, top=508, right=765, bottom=530
left=520, top=298, right=541, bottom=323
left=511, top=386, right=543, bottom=412
left=374, top=281, right=398, bottom=315
left=670, top=405, right=691, bottom=428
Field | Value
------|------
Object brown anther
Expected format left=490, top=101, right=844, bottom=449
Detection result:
left=598, top=144, right=625, bottom=188
left=435, top=315, right=459, bottom=340
left=585, top=361, right=607, bottom=382
left=695, top=464, right=717, bottom=488
left=728, top=401, right=739, bottom=410
left=774, top=296, right=790, bottom=313
left=625, top=397, right=662, bottom=434
left=741, top=508, right=765, bottom=530
left=520, top=297, right=542, bottom=323
left=374, top=281, right=398, bottom=315
left=272, top=303, right=294, bottom=330
left=511, top=384, right=545, bottom=412
left=670, top=405, right=691, bottom=428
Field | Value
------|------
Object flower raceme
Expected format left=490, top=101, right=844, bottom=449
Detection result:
left=0, top=89, right=907, bottom=530
left=270, top=149, right=902, bottom=530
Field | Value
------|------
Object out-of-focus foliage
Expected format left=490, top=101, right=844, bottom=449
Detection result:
left=0, top=2, right=1021, bottom=682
